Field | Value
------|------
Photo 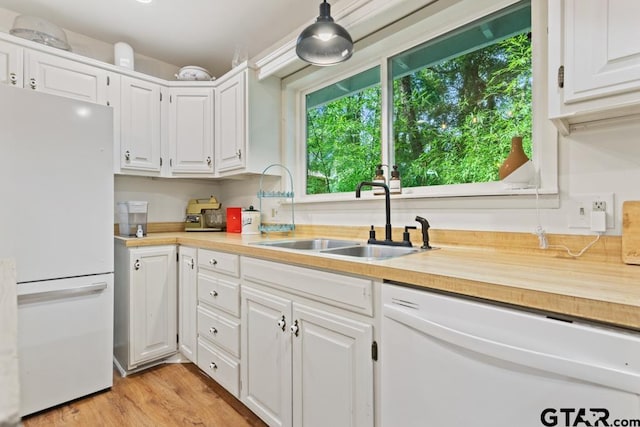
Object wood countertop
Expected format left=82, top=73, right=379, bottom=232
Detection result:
left=116, top=231, right=640, bottom=331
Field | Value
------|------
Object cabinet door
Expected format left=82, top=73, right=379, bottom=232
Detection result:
left=168, top=87, right=214, bottom=174
left=130, top=246, right=177, bottom=365
left=241, top=285, right=292, bottom=427
left=24, top=50, right=107, bottom=104
left=292, top=303, right=374, bottom=427
left=178, top=246, right=197, bottom=363
left=0, top=39, right=22, bottom=87
left=120, top=76, right=162, bottom=173
left=563, top=0, right=640, bottom=103
left=215, top=71, right=246, bottom=172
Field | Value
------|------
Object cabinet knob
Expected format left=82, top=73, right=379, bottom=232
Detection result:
left=236, top=149, right=242, bottom=159
left=209, top=258, right=217, bottom=266
left=9, top=73, right=17, bottom=85
left=277, top=315, right=286, bottom=331
left=133, top=259, right=141, bottom=270
left=124, top=150, right=131, bottom=161
left=209, top=362, right=218, bottom=371
left=186, top=258, right=195, bottom=269
left=206, top=156, right=212, bottom=166
left=290, top=319, right=299, bottom=337
left=209, top=327, right=218, bottom=335
left=209, top=290, right=218, bottom=297
left=29, top=78, right=36, bottom=90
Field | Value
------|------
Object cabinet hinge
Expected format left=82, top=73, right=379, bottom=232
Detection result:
left=160, top=92, right=163, bottom=102
left=371, top=341, right=378, bottom=361
left=170, top=95, right=172, bottom=103
left=177, top=253, right=179, bottom=262
left=557, top=65, right=564, bottom=89
left=107, top=75, right=110, bottom=86
left=170, top=158, right=173, bottom=167
left=160, top=157, right=163, bottom=167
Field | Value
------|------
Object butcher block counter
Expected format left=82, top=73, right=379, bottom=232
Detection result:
left=116, top=228, right=640, bottom=331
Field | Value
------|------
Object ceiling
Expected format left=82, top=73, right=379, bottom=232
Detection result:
left=0, top=0, right=337, bottom=78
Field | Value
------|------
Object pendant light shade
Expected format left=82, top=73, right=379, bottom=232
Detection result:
left=296, top=0, right=353, bottom=66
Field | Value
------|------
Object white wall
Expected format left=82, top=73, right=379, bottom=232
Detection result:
left=0, top=7, right=179, bottom=79
left=114, top=176, right=224, bottom=223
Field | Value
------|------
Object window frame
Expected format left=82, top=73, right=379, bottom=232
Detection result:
left=284, top=0, right=557, bottom=207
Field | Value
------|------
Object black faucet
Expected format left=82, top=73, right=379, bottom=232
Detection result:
left=415, top=216, right=432, bottom=249
left=355, top=181, right=411, bottom=247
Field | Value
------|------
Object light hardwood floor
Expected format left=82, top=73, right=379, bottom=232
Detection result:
left=21, top=363, right=267, bottom=427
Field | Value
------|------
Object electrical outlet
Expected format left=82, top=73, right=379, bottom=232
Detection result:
left=568, top=193, right=614, bottom=229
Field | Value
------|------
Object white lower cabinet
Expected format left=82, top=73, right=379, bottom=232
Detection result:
left=178, top=246, right=197, bottom=362
left=241, top=257, right=375, bottom=427
left=113, top=242, right=177, bottom=374
left=196, top=248, right=242, bottom=397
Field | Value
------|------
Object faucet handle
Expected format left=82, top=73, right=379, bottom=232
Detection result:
left=403, top=226, right=416, bottom=246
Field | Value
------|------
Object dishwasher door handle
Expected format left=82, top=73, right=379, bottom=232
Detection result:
left=384, top=304, right=640, bottom=395
left=18, top=282, right=108, bottom=304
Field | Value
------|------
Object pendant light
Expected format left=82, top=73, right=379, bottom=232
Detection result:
left=296, top=0, right=353, bottom=66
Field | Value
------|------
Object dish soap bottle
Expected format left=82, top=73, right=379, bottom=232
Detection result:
left=390, top=165, right=402, bottom=194
left=373, top=164, right=386, bottom=195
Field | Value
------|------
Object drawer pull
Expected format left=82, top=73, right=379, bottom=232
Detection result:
left=209, top=258, right=217, bottom=266
left=277, top=315, right=286, bottom=332
left=210, top=290, right=218, bottom=297
left=209, top=327, right=218, bottom=335
left=209, top=362, right=218, bottom=371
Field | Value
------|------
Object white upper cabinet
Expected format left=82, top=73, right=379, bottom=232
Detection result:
left=168, top=87, right=214, bottom=175
left=215, top=63, right=281, bottom=176
left=0, top=39, right=23, bottom=87
left=24, top=50, right=108, bottom=104
left=549, top=0, right=640, bottom=133
left=119, top=75, right=162, bottom=174
left=215, top=70, right=246, bottom=172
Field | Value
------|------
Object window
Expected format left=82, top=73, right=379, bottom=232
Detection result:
left=302, top=0, right=534, bottom=197
left=305, top=67, right=381, bottom=195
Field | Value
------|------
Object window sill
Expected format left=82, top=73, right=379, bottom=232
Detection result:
left=288, top=182, right=559, bottom=210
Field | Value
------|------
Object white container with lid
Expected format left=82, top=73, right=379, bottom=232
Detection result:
left=241, top=206, right=260, bottom=235
left=118, top=201, right=148, bottom=236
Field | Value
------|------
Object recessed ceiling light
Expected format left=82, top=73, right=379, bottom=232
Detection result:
left=136, top=0, right=152, bottom=3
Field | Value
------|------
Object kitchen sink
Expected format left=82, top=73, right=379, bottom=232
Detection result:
left=254, top=238, right=362, bottom=250
left=320, top=244, right=421, bottom=260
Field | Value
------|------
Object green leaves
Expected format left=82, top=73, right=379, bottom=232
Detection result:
left=304, top=32, right=532, bottom=195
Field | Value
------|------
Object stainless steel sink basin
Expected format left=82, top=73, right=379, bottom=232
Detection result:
left=320, top=244, right=421, bottom=260
left=255, top=238, right=362, bottom=250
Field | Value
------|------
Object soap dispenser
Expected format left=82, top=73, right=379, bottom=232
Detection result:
left=390, top=165, right=402, bottom=194
left=373, top=164, right=386, bottom=195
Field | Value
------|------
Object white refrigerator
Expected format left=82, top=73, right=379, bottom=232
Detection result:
left=0, top=84, right=114, bottom=416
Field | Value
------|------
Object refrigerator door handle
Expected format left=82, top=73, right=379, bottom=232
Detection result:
left=18, top=282, right=108, bottom=304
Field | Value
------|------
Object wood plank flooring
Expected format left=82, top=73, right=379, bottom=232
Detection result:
left=21, top=363, right=267, bottom=427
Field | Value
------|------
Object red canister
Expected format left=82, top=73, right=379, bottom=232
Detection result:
left=226, top=207, right=242, bottom=233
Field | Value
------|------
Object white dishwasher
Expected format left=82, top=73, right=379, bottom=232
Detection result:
left=381, top=283, right=640, bottom=427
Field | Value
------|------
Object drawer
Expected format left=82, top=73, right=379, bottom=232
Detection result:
left=241, top=257, right=374, bottom=316
left=198, top=248, right=239, bottom=278
left=197, top=305, right=240, bottom=357
left=197, top=338, right=240, bottom=397
left=198, top=273, right=240, bottom=317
